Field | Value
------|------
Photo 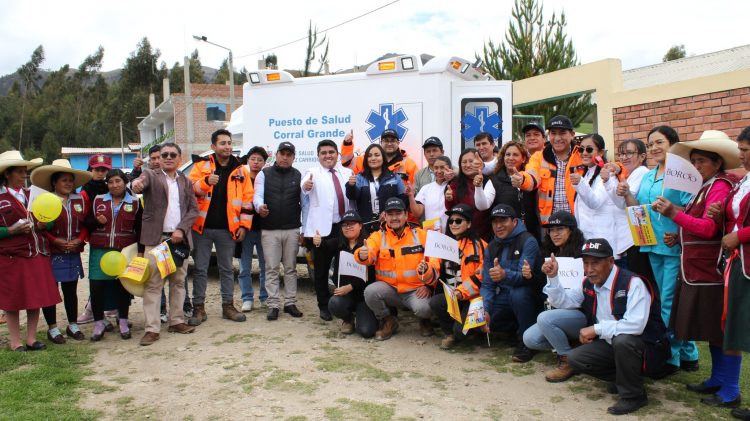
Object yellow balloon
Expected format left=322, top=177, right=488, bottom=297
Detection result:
left=100, top=251, right=127, bottom=277
left=31, top=192, right=62, bottom=223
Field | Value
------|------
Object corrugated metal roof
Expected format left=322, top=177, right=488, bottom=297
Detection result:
left=623, top=44, right=750, bottom=90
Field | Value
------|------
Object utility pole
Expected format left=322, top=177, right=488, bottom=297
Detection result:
left=119, top=122, right=125, bottom=169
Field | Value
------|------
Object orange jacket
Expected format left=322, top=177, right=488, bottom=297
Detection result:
left=519, top=144, right=583, bottom=224
left=450, top=237, right=487, bottom=300
left=355, top=224, right=440, bottom=292
left=189, top=155, right=254, bottom=239
left=341, top=141, right=419, bottom=186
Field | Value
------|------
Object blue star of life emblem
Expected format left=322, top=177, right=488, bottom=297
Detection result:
left=462, top=106, right=501, bottom=141
left=365, top=103, right=409, bottom=142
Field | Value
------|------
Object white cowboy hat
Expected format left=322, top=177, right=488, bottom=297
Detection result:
left=30, top=159, right=92, bottom=192
left=669, top=130, right=741, bottom=170
left=0, top=150, right=43, bottom=174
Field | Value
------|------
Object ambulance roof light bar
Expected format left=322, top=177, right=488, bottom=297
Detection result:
left=247, top=69, right=295, bottom=85
left=365, top=54, right=421, bottom=75
left=420, top=56, right=495, bottom=81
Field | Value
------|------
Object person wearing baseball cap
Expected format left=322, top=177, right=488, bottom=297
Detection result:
left=428, top=204, right=488, bottom=349
left=356, top=197, right=440, bottom=341
left=252, top=138, right=304, bottom=322
left=312, top=209, right=378, bottom=337
left=513, top=114, right=583, bottom=227
left=473, top=132, right=498, bottom=176
left=481, top=204, right=543, bottom=363
left=522, top=210, right=587, bottom=382
left=540, top=238, right=670, bottom=415
left=414, top=136, right=453, bottom=193
left=521, top=121, right=546, bottom=155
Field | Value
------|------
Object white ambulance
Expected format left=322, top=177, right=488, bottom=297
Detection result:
left=233, top=54, right=512, bottom=170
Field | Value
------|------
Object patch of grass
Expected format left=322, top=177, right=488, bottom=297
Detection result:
left=264, top=369, right=318, bottom=395
left=82, top=379, right=120, bottom=394
left=314, top=354, right=392, bottom=382
left=114, top=396, right=134, bottom=406
left=0, top=339, right=100, bottom=420
left=209, top=330, right=226, bottom=338
left=325, top=398, right=396, bottom=421
left=384, top=389, right=403, bottom=399
left=526, top=409, right=543, bottom=417
left=483, top=404, right=503, bottom=420
left=112, top=376, right=131, bottom=384
left=224, top=333, right=260, bottom=343
left=549, top=395, right=564, bottom=403
left=285, top=416, right=308, bottom=421
left=428, top=375, right=447, bottom=390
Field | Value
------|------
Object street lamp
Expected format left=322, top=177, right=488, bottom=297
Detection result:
left=193, top=35, right=235, bottom=115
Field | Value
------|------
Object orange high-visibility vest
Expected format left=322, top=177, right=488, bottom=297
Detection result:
left=189, top=155, right=254, bottom=239
left=520, top=145, right=583, bottom=224
left=355, top=224, right=440, bottom=292
left=451, top=237, right=487, bottom=300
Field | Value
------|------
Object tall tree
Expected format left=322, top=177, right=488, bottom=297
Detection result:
left=663, top=45, right=686, bottom=62
left=480, top=0, right=592, bottom=132
left=16, top=45, right=45, bottom=150
left=303, top=21, right=329, bottom=77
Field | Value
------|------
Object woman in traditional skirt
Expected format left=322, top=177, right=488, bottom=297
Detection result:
left=31, top=159, right=92, bottom=344
left=86, top=169, right=142, bottom=341
left=710, top=126, right=750, bottom=420
left=653, top=130, right=741, bottom=407
left=0, top=151, right=61, bottom=351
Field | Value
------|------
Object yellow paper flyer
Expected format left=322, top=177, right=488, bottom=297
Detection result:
left=626, top=205, right=657, bottom=246
left=462, top=296, right=487, bottom=334
left=120, top=257, right=150, bottom=284
left=440, top=281, right=462, bottom=323
left=148, top=241, right=177, bottom=278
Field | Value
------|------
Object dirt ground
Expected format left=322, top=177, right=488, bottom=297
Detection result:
left=33, top=256, right=698, bottom=420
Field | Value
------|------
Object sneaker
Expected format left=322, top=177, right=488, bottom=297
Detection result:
left=512, top=343, right=536, bottom=363
left=160, top=313, right=168, bottom=324
left=241, top=301, right=253, bottom=312
left=607, top=395, right=648, bottom=415
left=284, top=305, right=303, bottom=318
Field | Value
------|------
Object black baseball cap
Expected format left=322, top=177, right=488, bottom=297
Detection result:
left=383, top=197, right=406, bottom=212
left=522, top=122, right=545, bottom=135
left=490, top=204, right=516, bottom=219
left=166, top=239, right=191, bottom=267
left=381, top=129, right=399, bottom=140
left=422, top=136, right=443, bottom=149
left=580, top=238, right=614, bottom=258
left=546, top=115, right=574, bottom=131
left=445, top=204, right=473, bottom=221
left=544, top=211, right=577, bottom=228
left=277, top=142, right=295, bottom=153
left=341, top=210, right=362, bottom=223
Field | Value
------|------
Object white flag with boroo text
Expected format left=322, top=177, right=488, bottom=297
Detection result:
left=663, top=153, right=702, bottom=195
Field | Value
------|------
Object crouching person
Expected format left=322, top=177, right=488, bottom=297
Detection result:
left=357, top=198, right=440, bottom=340
left=545, top=238, right=670, bottom=415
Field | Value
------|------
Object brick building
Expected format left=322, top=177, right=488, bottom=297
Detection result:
left=137, top=82, right=243, bottom=158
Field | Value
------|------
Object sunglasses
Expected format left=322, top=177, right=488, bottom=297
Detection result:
left=161, top=152, right=179, bottom=159
left=580, top=146, right=597, bottom=154
left=448, top=218, right=466, bottom=225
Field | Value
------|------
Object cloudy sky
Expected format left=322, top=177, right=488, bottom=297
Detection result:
left=1, top=0, right=747, bottom=77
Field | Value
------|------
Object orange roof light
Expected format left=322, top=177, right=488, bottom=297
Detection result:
left=266, top=73, right=281, bottom=81
left=378, top=61, right=396, bottom=71
left=451, top=61, right=462, bottom=70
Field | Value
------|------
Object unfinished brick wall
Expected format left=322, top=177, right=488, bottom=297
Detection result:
left=613, top=87, right=750, bottom=162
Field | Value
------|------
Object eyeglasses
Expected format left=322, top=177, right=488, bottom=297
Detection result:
left=580, top=146, right=596, bottom=154
left=448, top=218, right=466, bottom=225
left=617, top=151, right=638, bottom=158
left=161, top=152, right=179, bottom=159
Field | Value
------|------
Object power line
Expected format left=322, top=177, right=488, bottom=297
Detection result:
left=234, top=0, right=401, bottom=60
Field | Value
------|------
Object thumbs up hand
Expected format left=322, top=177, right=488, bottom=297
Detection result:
left=473, top=174, right=483, bottom=187
left=313, top=230, right=322, bottom=247
left=541, top=253, right=559, bottom=277
left=444, top=184, right=453, bottom=202
left=570, top=172, right=581, bottom=186
left=489, top=257, right=506, bottom=282
left=348, top=173, right=356, bottom=186
left=303, top=174, right=314, bottom=191
left=522, top=259, right=532, bottom=280
left=508, top=166, right=524, bottom=188
left=358, top=245, right=369, bottom=261
left=207, top=170, right=220, bottom=186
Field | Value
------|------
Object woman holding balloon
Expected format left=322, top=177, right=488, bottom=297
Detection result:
left=0, top=151, right=60, bottom=351
left=31, top=159, right=92, bottom=344
left=86, top=169, right=142, bottom=341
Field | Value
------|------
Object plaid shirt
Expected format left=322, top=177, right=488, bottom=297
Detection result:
left=552, top=156, right=571, bottom=214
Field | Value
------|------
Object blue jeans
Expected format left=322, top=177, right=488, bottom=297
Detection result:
left=239, top=230, right=267, bottom=303
left=523, top=308, right=587, bottom=356
left=485, top=285, right=541, bottom=338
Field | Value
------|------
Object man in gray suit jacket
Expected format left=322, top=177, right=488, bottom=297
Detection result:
left=132, top=142, right=200, bottom=346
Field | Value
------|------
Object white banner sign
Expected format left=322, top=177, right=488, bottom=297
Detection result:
left=424, top=230, right=460, bottom=263
left=663, top=153, right=702, bottom=195
left=338, top=251, right=367, bottom=281
left=545, top=257, right=584, bottom=290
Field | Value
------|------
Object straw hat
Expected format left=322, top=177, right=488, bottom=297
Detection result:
left=30, top=159, right=92, bottom=192
left=0, top=150, right=43, bottom=174
left=669, top=130, right=740, bottom=170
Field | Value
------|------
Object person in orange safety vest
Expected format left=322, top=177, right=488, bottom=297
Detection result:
left=340, top=129, right=419, bottom=186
